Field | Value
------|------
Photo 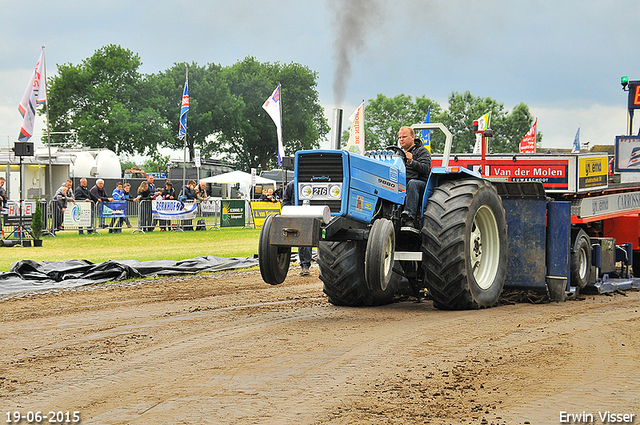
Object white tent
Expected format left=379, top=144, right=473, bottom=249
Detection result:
left=200, top=171, right=277, bottom=199
left=199, top=170, right=276, bottom=185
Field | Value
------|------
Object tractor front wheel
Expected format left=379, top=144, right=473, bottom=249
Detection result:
left=259, top=214, right=291, bottom=285
left=319, top=240, right=398, bottom=306
left=365, top=218, right=396, bottom=292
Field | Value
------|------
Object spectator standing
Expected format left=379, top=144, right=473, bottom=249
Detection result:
left=119, top=183, right=134, bottom=229
left=90, top=179, right=113, bottom=229
left=159, top=181, right=176, bottom=231
left=53, top=186, right=70, bottom=230
left=282, top=180, right=313, bottom=276
left=195, top=181, right=210, bottom=202
left=74, top=177, right=98, bottom=234
left=109, top=182, right=125, bottom=233
left=136, top=181, right=153, bottom=232
left=146, top=175, right=161, bottom=231
left=268, top=188, right=279, bottom=202
left=0, top=177, right=7, bottom=227
left=180, top=180, right=197, bottom=202
left=180, top=180, right=197, bottom=230
left=63, top=179, right=75, bottom=202
left=0, top=176, right=7, bottom=209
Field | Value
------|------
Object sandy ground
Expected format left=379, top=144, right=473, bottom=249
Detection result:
left=1, top=266, right=639, bottom=425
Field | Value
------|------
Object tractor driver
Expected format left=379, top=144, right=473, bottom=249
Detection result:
left=398, top=126, right=431, bottom=232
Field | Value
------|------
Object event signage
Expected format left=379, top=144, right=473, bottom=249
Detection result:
left=221, top=200, right=245, bottom=227
left=627, top=81, right=640, bottom=110
left=576, top=190, right=640, bottom=219
left=577, top=156, right=608, bottom=189
left=199, top=199, right=219, bottom=214
left=64, top=202, right=92, bottom=227
left=100, top=201, right=126, bottom=218
left=152, top=200, right=198, bottom=220
left=432, top=157, right=571, bottom=191
left=615, top=136, right=640, bottom=172
left=3, top=201, right=35, bottom=226
left=250, top=201, right=281, bottom=229
left=6, top=201, right=35, bottom=217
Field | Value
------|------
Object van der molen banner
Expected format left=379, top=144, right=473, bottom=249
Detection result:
left=152, top=200, right=198, bottom=220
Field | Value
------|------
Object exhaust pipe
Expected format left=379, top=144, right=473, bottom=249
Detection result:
left=331, top=108, right=344, bottom=150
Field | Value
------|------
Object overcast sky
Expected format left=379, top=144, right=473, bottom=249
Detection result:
left=1, top=0, right=639, bottom=158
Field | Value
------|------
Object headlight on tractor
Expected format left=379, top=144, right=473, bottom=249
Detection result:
left=329, top=184, right=341, bottom=198
left=300, top=184, right=313, bottom=199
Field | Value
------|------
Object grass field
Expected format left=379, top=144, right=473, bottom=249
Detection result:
left=0, top=227, right=263, bottom=272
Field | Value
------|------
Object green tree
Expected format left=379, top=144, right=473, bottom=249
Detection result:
left=143, top=153, right=170, bottom=174
left=45, top=44, right=171, bottom=155
left=440, top=91, right=506, bottom=153
left=220, top=57, right=329, bottom=170
left=440, top=92, right=541, bottom=154
left=149, top=62, right=243, bottom=161
left=356, top=94, right=442, bottom=152
left=494, top=103, right=543, bottom=152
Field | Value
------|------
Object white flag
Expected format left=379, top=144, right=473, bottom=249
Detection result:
left=18, top=50, right=47, bottom=141
left=262, top=85, right=284, bottom=165
left=473, top=112, right=491, bottom=154
left=346, top=102, right=365, bottom=154
left=572, top=127, right=580, bottom=153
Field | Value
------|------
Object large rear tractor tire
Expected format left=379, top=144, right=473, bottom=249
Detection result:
left=319, top=240, right=398, bottom=307
left=365, top=218, right=396, bottom=291
left=421, top=178, right=507, bottom=310
left=570, top=228, right=591, bottom=290
left=259, top=214, right=291, bottom=285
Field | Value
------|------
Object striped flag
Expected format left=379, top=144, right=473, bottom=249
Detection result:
left=262, top=85, right=284, bottom=165
left=473, top=112, right=491, bottom=154
left=18, top=50, right=47, bottom=141
left=519, top=119, right=537, bottom=153
left=178, top=76, right=189, bottom=140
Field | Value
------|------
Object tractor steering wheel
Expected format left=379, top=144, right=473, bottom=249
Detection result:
left=385, top=146, right=407, bottom=164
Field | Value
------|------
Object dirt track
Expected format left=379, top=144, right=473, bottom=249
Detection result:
left=1, top=266, right=639, bottom=424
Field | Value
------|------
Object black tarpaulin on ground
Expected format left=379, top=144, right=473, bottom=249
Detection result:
left=0, top=255, right=260, bottom=295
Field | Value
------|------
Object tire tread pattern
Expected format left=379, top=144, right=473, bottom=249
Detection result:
left=421, top=179, right=506, bottom=310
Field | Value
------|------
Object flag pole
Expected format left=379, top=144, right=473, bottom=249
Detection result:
left=42, top=46, right=53, bottom=201
left=279, top=83, right=285, bottom=186
left=182, top=66, right=188, bottom=195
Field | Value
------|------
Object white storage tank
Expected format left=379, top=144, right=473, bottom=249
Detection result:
left=71, top=151, right=96, bottom=177
left=95, top=150, right=122, bottom=179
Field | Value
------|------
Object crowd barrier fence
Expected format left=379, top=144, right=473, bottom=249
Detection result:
left=1, top=198, right=266, bottom=238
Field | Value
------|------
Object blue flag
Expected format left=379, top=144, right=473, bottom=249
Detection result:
left=420, top=107, right=431, bottom=152
left=572, top=126, right=580, bottom=153
left=178, top=79, right=189, bottom=140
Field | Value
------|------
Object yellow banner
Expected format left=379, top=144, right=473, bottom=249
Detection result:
left=578, top=156, right=608, bottom=189
left=250, top=201, right=281, bottom=229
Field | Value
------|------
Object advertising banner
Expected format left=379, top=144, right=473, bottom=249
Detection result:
left=199, top=199, right=220, bottom=214
left=250, top=201, right=281, bottom=229
left=152, top=200, right=198, bottom=220
left=221, top=200, right=245, bottom=227
left=615, top=136, right=640, bottom=171
left=577, top=156, right=608, bottom=189
left=64, top=202, right=92, bottom=227
left=3, top=201, right=35, bottom=226
left=433, top=157, right=571, bottom=191
left=100, top=201, right=126, bottom=218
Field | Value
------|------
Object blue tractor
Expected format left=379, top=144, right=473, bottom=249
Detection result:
left=259, top=123, right=508, bottom=309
